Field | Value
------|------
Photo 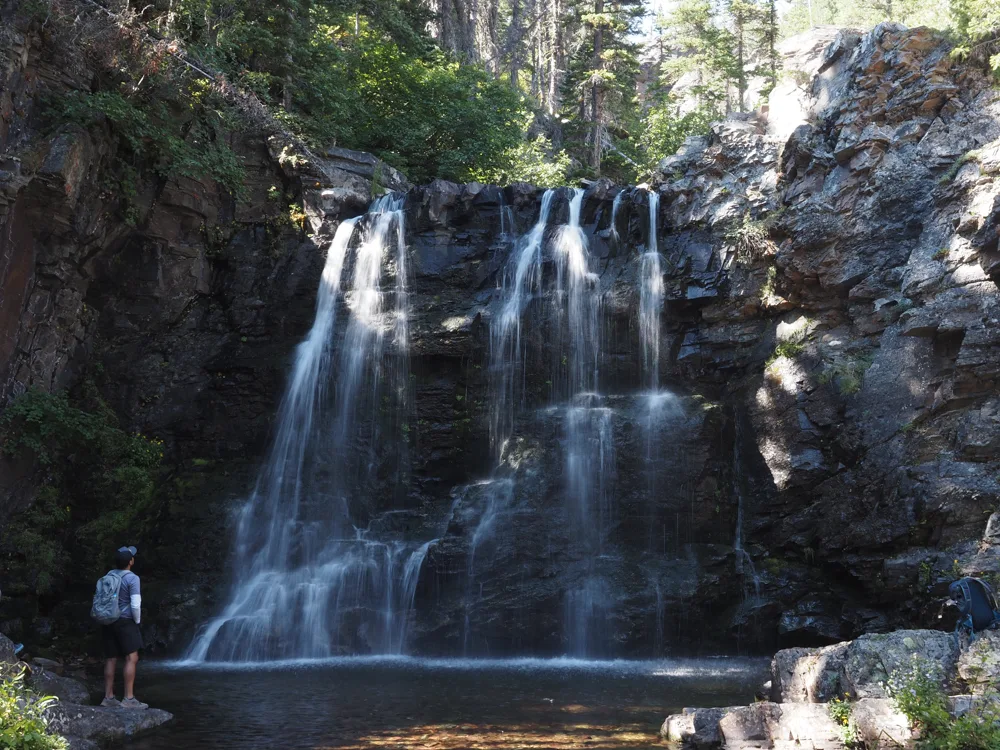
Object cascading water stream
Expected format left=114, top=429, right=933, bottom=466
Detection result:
left=463, top=192, right=555, bottom=654
left=610, top=190, right=625, bottom=245
left=187, top=195, right=433, bottom=663
left=552, top=189, right=616, bottom=655
left=489, top=189, right=555, bottom=457
left=639, top=190, right=664, bottom=391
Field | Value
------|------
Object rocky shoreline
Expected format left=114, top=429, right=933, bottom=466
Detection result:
left=2, top=633, right=172, bottom=749
left=662, top=628, right=1000, bottom=748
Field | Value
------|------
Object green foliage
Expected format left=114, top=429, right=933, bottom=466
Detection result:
left=345, top=43, right=525, bottom=183
left=766, top=324, right=810, bottom=367
left=759, top=264, right=778, bottom=301
left=939, top=150, right=983, bottom=184
left=0, top=670, right=67, bottom=750
left=639, top=99, right=714, bottom=171
left=828, top=698, right=860, bottom=747
left=889, top=657, right=1000, bottom=750
left=469, top=134, right=571, bottom=187
left=727, top=211, right=779, bottom=262
left=818, top=354, right=873, bottom=395
left=0, top=388, right=164, bottom=593
left=51, top=81, right=245, bottom=202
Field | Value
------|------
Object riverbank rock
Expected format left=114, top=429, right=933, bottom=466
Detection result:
left=44, top=704, right=173, bottom=747
left=26, top=664, right=91, bottom=704
left=0, top=632, right=18, bottom=665
left=841, top=630, right=960, bottom=699
left=664, top=629, right=998, bottom=748
left=662, top=702, right=844, bottom=748
left=956, top=631, right=1000, bottom=693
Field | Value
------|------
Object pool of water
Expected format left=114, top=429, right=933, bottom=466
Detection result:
left=127, top=656, right=766, bottom=749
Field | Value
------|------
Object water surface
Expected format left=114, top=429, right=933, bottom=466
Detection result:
left=130, top=656, right=765, bottom=749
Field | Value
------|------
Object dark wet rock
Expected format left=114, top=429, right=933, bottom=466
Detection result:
left=44, top=704, right=173, bottom=746
left=26, top=665, right=91, bottom=704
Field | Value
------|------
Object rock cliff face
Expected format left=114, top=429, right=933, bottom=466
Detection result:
left=2, top=11, right=1000, bottom=657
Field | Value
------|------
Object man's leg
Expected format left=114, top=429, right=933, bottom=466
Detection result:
left=103, top=658, right=117, bottom=699
left=123, top=651, right=138, bottom=700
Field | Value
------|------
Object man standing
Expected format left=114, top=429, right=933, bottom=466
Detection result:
left=100, top=546, right=148, bottom=709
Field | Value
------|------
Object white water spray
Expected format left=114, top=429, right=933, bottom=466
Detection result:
left=639, top=191, right=664, bottom=390
left=187, top=196, right=432, bottom=662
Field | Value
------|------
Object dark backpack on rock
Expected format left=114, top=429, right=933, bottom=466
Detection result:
left=949, top=577, right=1000, bottom=635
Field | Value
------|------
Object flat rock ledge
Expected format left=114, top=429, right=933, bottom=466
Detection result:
left=661, top=629, right=1000, bottom=748
left=44, top=703, right=173, bottom=750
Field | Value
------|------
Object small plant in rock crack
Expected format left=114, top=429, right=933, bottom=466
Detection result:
left=727, top=210, right=780, bottom=263
left=818, top=353, right=873, bottom=396
left=765, top=326, right=810, bottom=368
left=939, top=149, right=983, bottom=184
left=828, top=698, right=860, bottom=748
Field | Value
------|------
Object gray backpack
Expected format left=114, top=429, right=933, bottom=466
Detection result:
left=90, top=570, right=124, bottom=625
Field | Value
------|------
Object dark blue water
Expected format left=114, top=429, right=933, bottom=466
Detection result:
left=128, top=656, right=766, bottom=749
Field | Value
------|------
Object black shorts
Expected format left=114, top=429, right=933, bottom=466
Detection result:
left=101, top=618, right=143, bottom=658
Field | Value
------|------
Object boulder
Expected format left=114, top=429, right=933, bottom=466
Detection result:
left=851, top=698, right=913, bottom=747
left=26, top=665, right=91, bottom=704
left=957, top=631, right=1000, bottom=694
left=0, top=632, right=18, bottom=664
left=43, top=704, right=173, bottom=745
left=771, top=642, right=847, bottom=702
left=841, top=630, right=959, bottom=699
left=663, top=703, right=847, bottom=749
left=660, top=706, right=729, bottom=746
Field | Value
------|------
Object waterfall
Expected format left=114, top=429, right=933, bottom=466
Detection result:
left=489, top=189, right=556, bottom=458
left=733, top=409, right=761, bottom=643
left=552, top=189, right=616, bottom=655
left=554, top=188, right=600, bottom=396
left=610, top=190, right=625, bottom=245
left=639, top=190, right=664, bottom=390
left=463, top=191, right=555, bottom=655
left=187, top=195, right=433, bottom=662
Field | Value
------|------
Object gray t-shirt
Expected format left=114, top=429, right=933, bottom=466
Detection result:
left=113, top=570, right=140, bottom=618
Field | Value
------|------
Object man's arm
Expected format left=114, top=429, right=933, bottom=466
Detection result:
left=129, top=575, right=141, bottom=625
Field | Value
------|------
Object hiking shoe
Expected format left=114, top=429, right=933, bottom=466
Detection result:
left=120, top=697, right=148, bottom=710
left=100, top=697, right=120, bottom=708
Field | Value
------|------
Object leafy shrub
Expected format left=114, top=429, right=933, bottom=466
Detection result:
left=469, top=133, right=571, bottom=187
left=639, top=98, right=715, bottom=171
left=889, top=656, right=1000, bottom=750
left=0, top=388, right=164, bottom=592
left=0, top=670, right=67, bottom=750
left=51, top=83, right=246, bottom=201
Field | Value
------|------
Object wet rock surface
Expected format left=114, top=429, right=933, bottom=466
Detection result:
left=1, top=17, right=999, bottom=658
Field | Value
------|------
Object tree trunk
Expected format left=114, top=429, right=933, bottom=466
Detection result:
left=735, top=11, right=746, bottom=113
left=590, top=0, right=604, bottom=172
left=509, top=0, right=521, bottom=87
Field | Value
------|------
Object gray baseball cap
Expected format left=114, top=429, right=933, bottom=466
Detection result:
left=118, top=546, right=137, bottom=557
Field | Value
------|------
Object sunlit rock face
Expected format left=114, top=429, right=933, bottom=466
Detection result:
left=2, top=19, right=1000, bottom=656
